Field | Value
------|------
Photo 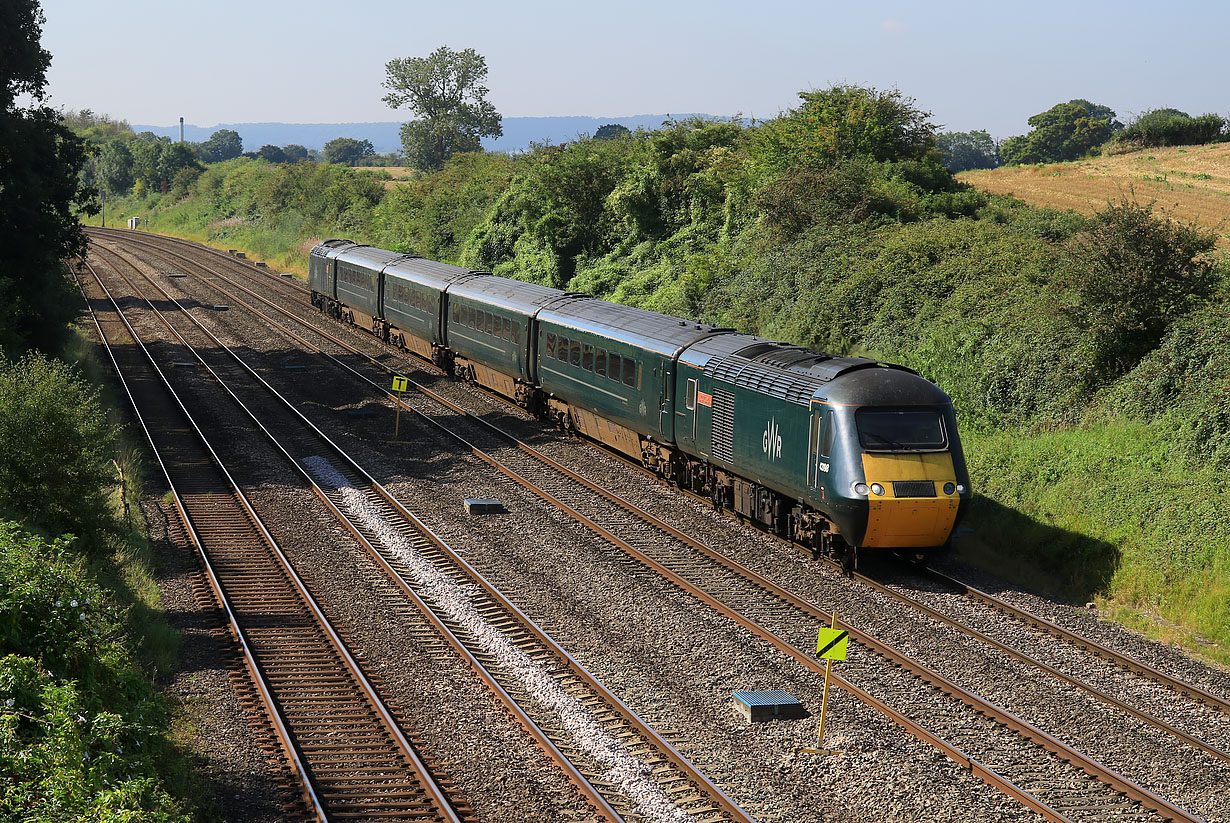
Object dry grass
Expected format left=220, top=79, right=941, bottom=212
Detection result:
left=356, top=166, right=416, bottom=189
left=961, top=142, right=1230, bottom=246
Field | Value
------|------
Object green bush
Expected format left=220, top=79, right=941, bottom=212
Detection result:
left=0, top=523, right=189, bottom=822
left=1061, top=200, right=1219, bottom=384
left=0, top=353, right=118, bottom=549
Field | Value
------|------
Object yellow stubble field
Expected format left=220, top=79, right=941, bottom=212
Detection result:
left=960, top=142, right=1230, bottom=246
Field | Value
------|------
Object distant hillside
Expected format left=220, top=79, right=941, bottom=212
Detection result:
left=961, top=143, right=1230, bottom=246
left=131, top=114, right=711, bottom=154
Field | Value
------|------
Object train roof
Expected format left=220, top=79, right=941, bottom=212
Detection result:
left=681, top=334, right=946, bottom=406
left=333, top=244, right=405, bottom=270
left=384, top=255, right=484, bottom=290
left=309, top=239, right=360, bottom=261
left=446, top=274, right=572, bottom=315
left=538, top=298, right=732, bottom=357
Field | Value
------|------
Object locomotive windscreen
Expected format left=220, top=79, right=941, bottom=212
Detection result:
left=856, top=409, right=947, bottom=451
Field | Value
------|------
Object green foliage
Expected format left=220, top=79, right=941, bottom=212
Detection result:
left=752, top=85, right=937, bottom=173
left=372, top=150, right=514, bottom=261
left=594, top=124, right=631, bottom=141
left=383, top=46, right=502, bottom=172
left=1108, top=109, right=1227, bottom=151
left=1062, top=200, right=1218, bottom=382
left=0, top=0, right=93, bottom=354
left=282, top=143, right=308, bottom=162
left=195, top=128, right=242, bottom=163
left=1000, top=100, right=1118, bottom=165
left=323, top=137, right=375, bottom=166
left=0, top=352, right=119, bottom=547
left=0, top=523, right=190, bottom=822
left=256, top=144, right=287, bottom=163
left=936, top=129, right=999, bottom=172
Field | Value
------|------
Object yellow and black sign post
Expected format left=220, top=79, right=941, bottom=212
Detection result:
left=391, top=375, right=409, bottom=439
left=800, top=612, right=848, bottom=755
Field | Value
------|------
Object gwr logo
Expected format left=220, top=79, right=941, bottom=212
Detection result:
left=762, top=418, right=783, bottom=460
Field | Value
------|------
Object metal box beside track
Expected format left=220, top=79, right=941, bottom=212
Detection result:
left=732, top=690, right=808, bottom=722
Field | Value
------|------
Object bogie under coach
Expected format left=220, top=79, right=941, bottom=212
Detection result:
left=309, top=240, right=971, bottom=566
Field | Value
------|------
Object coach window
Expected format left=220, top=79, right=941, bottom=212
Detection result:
left=582, top=344, right=594, bottom=371
left=595, top=349, right=606, bottom=377
left=487, top=313, right=496, bottom=336
left=556, top=336, right=568, bottom=360
left=608, top=353, right=621, bottom=382
left=513, top=322, right=521, bottom=344
left=502, top=317, right=512, bottom=341
left=623, top=358, right=636, bottom=387
left=545, top=333, right=557, bottom=358
left=686, top=378, right=697, bottom=411
left=569, top=340, right=581, bottom=367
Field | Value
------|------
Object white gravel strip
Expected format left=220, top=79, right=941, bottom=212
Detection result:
left=302, top=455, right=693, bottom=823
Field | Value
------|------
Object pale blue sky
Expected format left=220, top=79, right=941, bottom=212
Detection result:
left=40, top=0, right=1226, bottom=138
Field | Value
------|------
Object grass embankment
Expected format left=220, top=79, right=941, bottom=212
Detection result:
left=961, top=143, right=1230, bottom=247
left=75, top=107, right=1230, bottom=667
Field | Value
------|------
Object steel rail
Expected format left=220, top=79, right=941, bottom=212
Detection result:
left=91, top=230, right=1211, bottom=822
left=78, top=257, right=467, bottom=823
left=91, top=242, right=751, bottom=823
left=89, top=231, right=1230, bottom=758
left=87, top=236, right=1093, bottom=823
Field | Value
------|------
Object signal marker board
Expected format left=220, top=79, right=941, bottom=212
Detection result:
left=816, top=627, right=849, bottom=661
left=392, top=375, right=409, bottom=392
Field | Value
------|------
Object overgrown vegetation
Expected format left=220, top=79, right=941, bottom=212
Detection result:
left=2, top=3, right=200, bottom=815
left=78, top=83, right=1230, bottom=661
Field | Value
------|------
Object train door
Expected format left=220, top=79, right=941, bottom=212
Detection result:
left=686, top=377, right=698, bottom=441
left=807, top=407, right=833, bottom=489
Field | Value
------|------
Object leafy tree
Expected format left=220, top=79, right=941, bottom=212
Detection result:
left=94, top=139, right=134, bottom=193
left=282, top=143, right=309, bottom=162
left=257, top=144, right=288, bottom=163
left=595, top=124, right=631, bottom=140
left=323, top=136, right=375, bottom=166
left=196, top=127, right=242, bottom=163
left=936, top=129, right=999, bottom=172
left=1000, top=100, right=1117, bottom=165
left=0, top=0, right=93, bottom=353
left=753, top=85, right=938, bottom=172
left=382, top=45, right=503, bottom=171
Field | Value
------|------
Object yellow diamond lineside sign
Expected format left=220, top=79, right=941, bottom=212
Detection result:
left=816, top=627, right=849, bottom=661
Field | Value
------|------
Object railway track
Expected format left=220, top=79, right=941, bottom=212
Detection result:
left=85, top=229, right=1226, bottom=822
left=80, top=230, right=1230, bottom=718
left=77, top=258, right=472, bottom=823
left=86, top=242, right=753, bottom=823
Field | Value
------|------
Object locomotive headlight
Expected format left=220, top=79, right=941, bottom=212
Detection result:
left=853, top=482, right=870, bottom=496
left=956, top=484, right=967, bottom=495
left=870, top=483, right=885, bottom=496
left=943, top=482, right=956, bottom=495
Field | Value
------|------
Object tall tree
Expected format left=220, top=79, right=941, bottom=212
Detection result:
left=197, top=128, right=242, bottom=163
left=382, top=46, right=502, bottom=171
left=323, top=137, right=374, bottom=166
left=282, top=143, right=309, bottom=162
left=936, top=129, right=999, bottom=172
left=0, top=0, right=93, bottom=353
left=1000, top=100, right=1117, bottom=165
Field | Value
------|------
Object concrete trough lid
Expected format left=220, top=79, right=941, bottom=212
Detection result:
left=280, top=272, right=295, bottom=277
left=235, top=252, right=246, bottom=259
left=464, top=498, right=504, bottom=515
left=254, top=261, right=267, bottom=268
left=169, top=361, right=197, bottom=368
left=167, top=272, right=187, bottom=278
left=732, top=690, right=808, bottom=723
left=211, top=305, right=230, bottom=311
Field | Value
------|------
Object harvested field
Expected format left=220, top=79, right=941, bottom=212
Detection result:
left=961, top=143, right=1230, bottom=246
